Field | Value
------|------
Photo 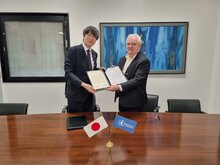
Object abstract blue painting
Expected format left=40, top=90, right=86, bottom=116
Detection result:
left=100, top=22, right=188, bottom=73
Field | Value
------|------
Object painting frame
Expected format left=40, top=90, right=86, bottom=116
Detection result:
left=100, top=22, right=189, bottom=74
left=0, top=13, right=70, bottom=82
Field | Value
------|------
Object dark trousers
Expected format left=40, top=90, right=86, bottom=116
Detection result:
left=67, top=94, right=96, bottom=112
left=119, top=105, right=145, bottom=112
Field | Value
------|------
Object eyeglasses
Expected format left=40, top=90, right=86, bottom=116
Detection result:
left=86, top=33, right=96, bottom=39
left=126, top=42, right=138, bottom=46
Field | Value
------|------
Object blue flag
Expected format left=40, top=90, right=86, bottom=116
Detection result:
left=112, top=115, right=137, bottom=134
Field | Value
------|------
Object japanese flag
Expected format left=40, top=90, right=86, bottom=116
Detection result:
left=83, top=116, right=108, bottom=138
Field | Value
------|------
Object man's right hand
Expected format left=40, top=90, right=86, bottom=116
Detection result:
left=106, top=84, right=120, bottom=92
left=81, top=82, right=96, bottom=94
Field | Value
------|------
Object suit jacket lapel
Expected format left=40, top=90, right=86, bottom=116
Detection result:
left=119, top=57, right=126, bottom=70
left=80, top=44, right=90, bottom=70
left=81, top=43, right=97, bottom=70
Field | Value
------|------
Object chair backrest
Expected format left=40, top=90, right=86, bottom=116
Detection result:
left=62, top=104, right=100, bottom=113
left=167, top=99, right=202, bottom=113
left=144, top=94, right=160, bottom=112
left=0, top=103, right=28, bottom=115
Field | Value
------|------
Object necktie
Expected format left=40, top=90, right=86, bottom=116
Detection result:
left=86, top=49, right=92, bottom=70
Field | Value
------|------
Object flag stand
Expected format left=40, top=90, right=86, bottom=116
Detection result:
left=106, top=140, right=114, bottom=148
left=106, top=126, right=114, bottom=148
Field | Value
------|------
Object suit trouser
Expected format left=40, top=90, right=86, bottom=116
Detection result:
left=67, top=94, right=96, bottom=112
left=119, top=104, right=145, bottom=112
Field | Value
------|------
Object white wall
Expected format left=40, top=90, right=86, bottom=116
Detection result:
left=209, top=2, right=220, bottom=114
left=0, top=0, right=220, bottom=114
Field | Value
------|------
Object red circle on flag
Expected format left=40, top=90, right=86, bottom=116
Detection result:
left=91, top=122, right=100, bottom=131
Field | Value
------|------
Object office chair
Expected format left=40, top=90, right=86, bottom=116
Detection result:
left=0, top=103, right=28, bottom=115
left=62, top=104, right=101, bottom=113
left=144, top=94, right=160, bottom=112
left=167, top=99, right=204, bottom=113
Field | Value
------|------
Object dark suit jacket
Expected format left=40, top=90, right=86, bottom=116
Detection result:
left=116, top=51, right=150, bottom=108
left=64, top=44, right=97, bottom=102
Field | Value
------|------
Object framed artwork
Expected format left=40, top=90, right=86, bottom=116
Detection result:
left=100, top=22, right=188, bottom=74
left=0, top=13, right=70, bottom=82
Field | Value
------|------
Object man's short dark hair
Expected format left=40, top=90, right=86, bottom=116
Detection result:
left=83, top=26, right=99, bottom=40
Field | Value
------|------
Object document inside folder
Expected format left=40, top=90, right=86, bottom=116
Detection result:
left=87, top=70, right=110, bottom=90
left=105, top=66, right=127, bottom=85
left=87, top=66, right=127, bottom=90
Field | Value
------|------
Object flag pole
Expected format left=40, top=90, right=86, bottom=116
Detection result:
left=106, top=112, right=117, bottom=148
left=106, top=126, right=114, bottom=148
left=99, top=112, right=113, bottom=147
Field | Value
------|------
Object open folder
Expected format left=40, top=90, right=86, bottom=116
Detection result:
left=87, top=66, right=127, bottom=90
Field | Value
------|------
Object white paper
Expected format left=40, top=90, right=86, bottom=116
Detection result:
left=105, top=66, right=127, bottom=85
left=87, top=67, right=127, bottom=90
left=87, top=70, right=109, bottom=90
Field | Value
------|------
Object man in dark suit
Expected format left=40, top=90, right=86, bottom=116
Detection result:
left=64, top=26, right=99, bottom=112
left=107, top=34, right=150, bottom=111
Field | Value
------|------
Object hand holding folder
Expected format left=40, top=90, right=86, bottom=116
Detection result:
left=87, top=66, right=127, bottom=90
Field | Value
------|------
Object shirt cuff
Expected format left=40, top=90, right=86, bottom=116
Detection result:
left=119, top=85, right=123, bottom=91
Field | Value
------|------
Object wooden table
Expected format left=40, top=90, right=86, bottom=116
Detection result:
left=0, top=112, right=219, bottom=165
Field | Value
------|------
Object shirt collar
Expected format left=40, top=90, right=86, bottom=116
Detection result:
left=82, top=42, right=90, bottom=52
left=126, top=54, right=137, bottom=60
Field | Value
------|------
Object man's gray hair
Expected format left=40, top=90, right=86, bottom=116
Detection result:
left=126, top=34, right=143, bottom=46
